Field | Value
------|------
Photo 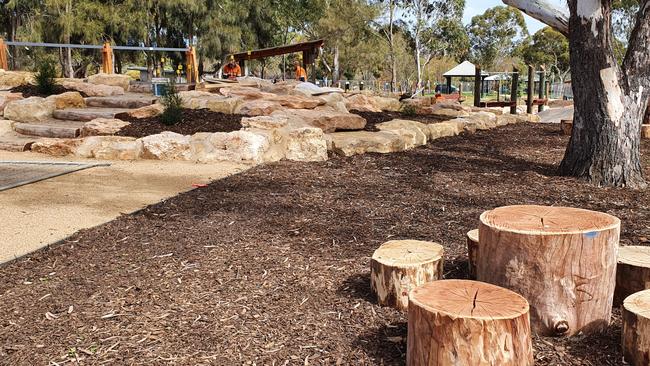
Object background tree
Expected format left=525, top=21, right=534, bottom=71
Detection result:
left=467, top=6, right=528, bottom=69
left=503, top=0, right=649, bottom=187
left=519, top=26, right=569, bottom=83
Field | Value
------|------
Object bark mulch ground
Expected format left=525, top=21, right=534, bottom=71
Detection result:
left=351, top=110, right=448, bottom=131
left=1, top=123, right=649, bottom=365
left=116, top=109, right=244, bottom=138
left=10, top=84, right=88, bottom=98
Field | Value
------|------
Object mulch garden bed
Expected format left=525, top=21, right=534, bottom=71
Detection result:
left=10, top=84, right=88, bottom=98
left=351, top=110, right=449, bottom=131
left=116, top=109, right=244, bottom=138
left=1, top=123, right=649, bottom=365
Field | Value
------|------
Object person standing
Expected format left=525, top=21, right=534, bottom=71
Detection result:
left=222, top=55, right=241, bottom=79
left=294, top=59, right=307, bottom=82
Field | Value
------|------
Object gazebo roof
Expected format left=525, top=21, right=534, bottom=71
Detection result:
left=443, top=61, right=488, bottom=77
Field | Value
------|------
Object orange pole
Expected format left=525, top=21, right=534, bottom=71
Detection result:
left=0, top=39, right=8, bottom=71
left=185, top=46, right=198, bottom=83
left=101, top=42, right=113, bottom=74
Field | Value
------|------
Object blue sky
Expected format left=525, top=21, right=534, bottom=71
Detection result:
left=463, top=0, right=559, bottom=34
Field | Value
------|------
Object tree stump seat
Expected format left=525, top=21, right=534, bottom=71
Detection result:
left=370, top=240, right=444, bottom=311
left=407, top=279, right=533, bottom=365
left=478, top=205, right=620, bottom=336
left=623, top=289, right=650, bottom=366
left=560, top=119, right=573, bottom=135
left=615, top=246, right=650, bottom=306
left=466, top=229, right=479, bottom=279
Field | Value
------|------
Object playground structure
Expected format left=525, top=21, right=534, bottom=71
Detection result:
left=0, top=39, right=199, bottom=84
left=232, top=39, right=324, bottom=81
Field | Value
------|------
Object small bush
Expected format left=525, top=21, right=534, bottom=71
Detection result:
left=160, top=80, right=183, bottom=126
left=400, top=103, right=417, bottom=117
left=34, top=58, right=58, bottom=96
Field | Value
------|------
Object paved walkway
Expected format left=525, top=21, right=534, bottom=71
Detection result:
left=0, top=151, right=249, bottom=264
left=538, top=106, right=573, bottom=123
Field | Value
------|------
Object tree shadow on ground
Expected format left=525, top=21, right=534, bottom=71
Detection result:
left=337, top=272, right=375, bottom=303
left=354, top=321, right=407, bottom=365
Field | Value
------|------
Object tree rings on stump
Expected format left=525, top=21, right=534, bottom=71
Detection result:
left=478, top=205, right=620, bottom=336
left=407, top=279, right=533, bottom=366
left=467, top=229, right=479, bottom=279
left=370, top=240, right=443, bottom=311
left=623, top=289, right=650, bottom=366
left=560, top=119, right=573, bottom=136
left=615, top=246, right=650, bottom=306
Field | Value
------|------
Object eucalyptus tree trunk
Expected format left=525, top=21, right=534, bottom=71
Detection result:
left=333, top=46, right=340, bottom=84
left=389, top=0, right=397, bottom=93
left=504, top=0, right=650, bottom=188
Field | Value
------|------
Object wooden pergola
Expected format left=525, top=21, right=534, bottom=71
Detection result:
left=232, top=39, right=324, bottom=77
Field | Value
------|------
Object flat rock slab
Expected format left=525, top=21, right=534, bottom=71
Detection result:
left=85, top=95, right=158, bottom=109
left=12, top=120, right=84, bottom=138
left=328, top=130, right=406, bottom=156
left=53, top=108, right=132, bottom=122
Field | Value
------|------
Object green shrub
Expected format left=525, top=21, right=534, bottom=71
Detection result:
left=160, top=80, right=183, bottom=126
left=400, top=103, right=417, bottom=117
left=34, top=58, right=58, bottom=96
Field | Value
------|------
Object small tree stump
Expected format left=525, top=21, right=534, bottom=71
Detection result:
left=407, top=279, right=533, bottom=366
left=560, top=119, right=573, bottom=135
left=370, top=240, right=443, bottom=311
left=478, top=205, right=620, bottom=336
left=615, top=246, right=650, bottom=306
left=641, top=124, right=650, bottom=140
left=623, top=289, right=650, bottom=366
left=467, top=229, right=479, bottom=279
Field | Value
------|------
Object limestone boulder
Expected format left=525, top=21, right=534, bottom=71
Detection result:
left=205, top=96, right=243, bottom=114
left=318, top=93, right=348, bottom=113
left=286, top=127, right=328, bottom=162
left=3, top=97, right=56, bottom=123
left=241, top=115, right=289, bottom=130
left=285, top=109, right=366, bottom=132
left=127, top=103, right=165, bottom=119
left=80, top=118, right=130, bottom=137
left=193, top=130, right=271, bottom=163
left=140, top=131, right=191, bottom=160
left=419, top=105, right=471, bottom=119
left=374, top=96, right=401, bottom=112
left=328, top=131, right=406, bottom=156
left=45, top=91, right=85, bottom=109
left=220, top=86, right=274, bottom=100
left=60, top=80, right=125, bottom=97
left=428, top=120, right=466, bottom=140
left=376, top=119, right=428, bottom=147
left=267, top=94, right=325, bottom=109
left=31, top=138, right=81, bottom=156
left=0, top=70, right=33, bottom=88
left=0, top=92, right=24, bottom=116
left=77, top=136, right=142, bottom=160
left=345, top=94, right=381, bottom=112
left=237, top=100, right=284, bottom=116
left=87, top=73, right=132, bottom=91
left=402, top=97, right=434, bottom=109
left=467, top=111, right=498, bottom=130
left=260, top=82, right=296, bottom=95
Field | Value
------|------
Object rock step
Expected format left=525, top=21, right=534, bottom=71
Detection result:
left=12, top=120, right=84, bottom=138
left=52, top=108, right=132, bottom=122
left=0, top=138, right=34, bottom=152
left=85, top=95, right=158, bottom=109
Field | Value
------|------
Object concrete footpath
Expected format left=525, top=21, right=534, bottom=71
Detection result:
left=0, top=151, right=249, bottom=264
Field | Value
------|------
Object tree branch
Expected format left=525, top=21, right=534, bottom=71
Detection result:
left=622, top=0, right=650, bottom=98
left=502, top=0, right=569, bottom=36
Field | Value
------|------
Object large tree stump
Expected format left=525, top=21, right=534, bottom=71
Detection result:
left=370, top=240, right=443, bottom=311
left=478, top=205, right=620, bottom=336
left=466, top=229, right=479, bottom=279
left=615, top=246, right=650, bottom=306
left=407, top=279, right=533, bottom=366
left=623, top=289, right=650, bottom=366
left=560, top=119, right=573, bottom=136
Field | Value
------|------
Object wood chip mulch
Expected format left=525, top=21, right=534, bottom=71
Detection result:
left=1, top=123, right=648, bottom=365
left=115, top=109, right=244, bottom=138
left=9, top=84, right=88, bottom=98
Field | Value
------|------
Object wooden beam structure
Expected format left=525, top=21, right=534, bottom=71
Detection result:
left=0, top=38, right=8, bottom=70
left=474, top=65, right=482, bottom=108
left=101, top=42, right=113, bottom=74
left=510, top=67, right=519, bottom=115
left=527, top=65, right=534, bottom=114
left=185, top=46, right=199, bottom=83
left=232, top=39, right=324, bottom=63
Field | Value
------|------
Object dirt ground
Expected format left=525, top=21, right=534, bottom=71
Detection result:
left=1, top=123, right=648, bottom=365
left=116, top=109, right=244, bottom=138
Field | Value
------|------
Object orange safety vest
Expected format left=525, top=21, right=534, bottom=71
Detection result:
left=223, top=63, right=241, bottom=78
left=295, top=66, right=307, bottom=81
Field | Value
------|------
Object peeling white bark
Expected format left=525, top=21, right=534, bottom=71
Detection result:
left=600, top=67, right=625, bottom=124
left=502, top=0, right=569, bottom=35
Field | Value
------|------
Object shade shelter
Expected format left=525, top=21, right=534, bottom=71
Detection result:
left=442, top=60, right=487, bottom=94
left=232, top=39, right=324, bottom=79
